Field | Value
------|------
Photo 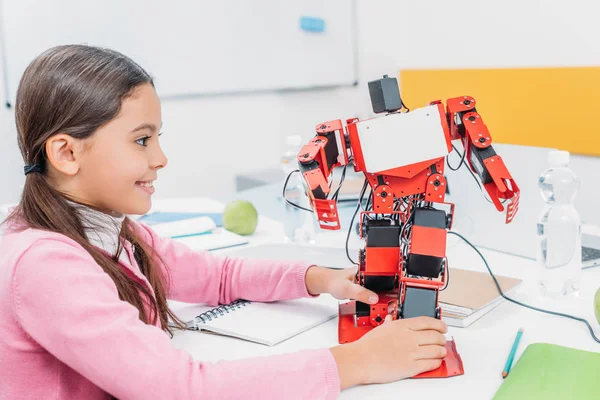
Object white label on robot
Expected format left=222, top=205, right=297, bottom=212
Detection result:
left=355, top=105, right=449, bottom=173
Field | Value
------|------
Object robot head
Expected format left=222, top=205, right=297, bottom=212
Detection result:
left=368, top=74, right=403, bottom=114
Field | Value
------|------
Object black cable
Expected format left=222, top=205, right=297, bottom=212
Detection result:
left=345, top=179, right=369, bottom=265
left=450, top=144, right=480, bottom=191
left=345, top=204, right=360, bottom=265
left=462, top=158, right=485, bottom=193
left=448, top=231, right=600, bottom=344
left=361, top=187, right=374, bottom=221
left=282, top=170, right=313, bottom=213
left=450, top=145, right=490, bottom=202
left=449, top=144, right=508, bottom=205
left=363, top=187, right=373, bottom=216
left=331, top=165, right=348, bottom=201
left=447, top=143, right=467, bottom=171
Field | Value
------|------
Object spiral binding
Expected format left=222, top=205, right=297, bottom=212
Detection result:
left=189, top=299, right=251, bottom=329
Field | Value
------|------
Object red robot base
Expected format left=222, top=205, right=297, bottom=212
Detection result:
left=338, top=302, right=464, bottom=379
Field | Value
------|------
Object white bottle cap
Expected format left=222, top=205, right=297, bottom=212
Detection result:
left=285, top=135, right=302, bottom=147
left=548, top=150, right=570, bottom=166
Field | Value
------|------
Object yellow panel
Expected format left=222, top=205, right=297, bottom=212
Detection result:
left=399, top=67, right=600, bottom=157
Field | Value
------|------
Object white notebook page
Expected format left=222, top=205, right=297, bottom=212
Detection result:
left=172, top=295, right=339, bottom=346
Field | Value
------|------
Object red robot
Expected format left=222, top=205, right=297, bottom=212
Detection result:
left=290, top=75, right=520, bottom=376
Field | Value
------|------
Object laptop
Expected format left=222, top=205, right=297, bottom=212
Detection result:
left=445, top=144, right=600, bottom=269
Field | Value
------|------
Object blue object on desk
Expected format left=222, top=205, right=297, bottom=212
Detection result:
left=300, top=16, right=325, bottom=33
left=170, top=230, right=212, bottom=239
left=502, top=327, right=524, bottom=378
left=139, top=212, right=223, bottom=227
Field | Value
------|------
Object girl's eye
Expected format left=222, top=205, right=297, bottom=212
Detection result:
left=136, top=136, right=150, bottom=146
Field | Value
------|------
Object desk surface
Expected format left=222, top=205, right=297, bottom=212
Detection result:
left=153, top=194, right=600, bottom=399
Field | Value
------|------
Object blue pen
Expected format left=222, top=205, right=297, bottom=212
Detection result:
left=502, top=327, right=524, bottom=378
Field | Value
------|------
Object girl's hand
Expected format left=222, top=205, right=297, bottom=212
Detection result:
left=305, top=266, right=378, bottom=305
left=331, top=315, right=448, bottom=389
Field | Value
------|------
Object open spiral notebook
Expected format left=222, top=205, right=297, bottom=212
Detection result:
left=169, top=295, right=339, bottom=346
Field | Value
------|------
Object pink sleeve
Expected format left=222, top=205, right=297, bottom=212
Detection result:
left=11, top=239, right=340, bottom=400
left=136, top=222, right=315, bottom=305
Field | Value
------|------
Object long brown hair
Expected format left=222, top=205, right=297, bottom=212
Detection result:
left=5, top=45, right=183, bottom=335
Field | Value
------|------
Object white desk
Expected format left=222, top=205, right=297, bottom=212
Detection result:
left=156, top=197, right=600, bottom=399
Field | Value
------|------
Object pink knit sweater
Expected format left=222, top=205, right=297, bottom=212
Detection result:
left=0, top=219, right=340, bottom=399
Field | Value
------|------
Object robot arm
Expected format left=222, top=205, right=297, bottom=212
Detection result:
left=296, top=119, right=350, bottom=230
left=445, top=97, right=520, bottom=223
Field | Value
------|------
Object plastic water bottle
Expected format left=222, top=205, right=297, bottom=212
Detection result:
left=281, top=135, right=316, bottom=244
left=280, top=135, right=302, bottom=178
left=536, top=150, right=582, bottom=298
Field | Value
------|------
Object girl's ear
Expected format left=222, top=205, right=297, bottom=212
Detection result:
left=45, top=134, right=82, bottom=176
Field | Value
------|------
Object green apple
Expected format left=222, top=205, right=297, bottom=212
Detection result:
left=595, top=287, right=600, bottom=325
left=223, top=200, right=258, bottom=236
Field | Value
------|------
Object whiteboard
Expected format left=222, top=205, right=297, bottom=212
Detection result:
left=0, top=0, right=357, bottom=104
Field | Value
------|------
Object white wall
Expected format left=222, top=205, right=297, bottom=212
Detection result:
left=1, top=0, right=599, bottom=223
left=156, top=86, right=365, bottom=201
left=355, top=0, right=600, bottom=224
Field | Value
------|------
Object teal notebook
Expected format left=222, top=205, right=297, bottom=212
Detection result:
left=493, top=343, right=600, bottom=399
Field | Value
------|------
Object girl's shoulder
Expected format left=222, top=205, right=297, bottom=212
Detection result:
left=0, top=225, right=89, bottom=270
left=2, top=221, right=83, bottom=244
left=0, top=226, right=101, bottom=310
left=0, top=218, right=157, bottom=278
left=1, top=216, right=152, bottom=254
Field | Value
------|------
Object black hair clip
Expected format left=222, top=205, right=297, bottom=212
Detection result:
left=24, top=164, right=43, bottom=176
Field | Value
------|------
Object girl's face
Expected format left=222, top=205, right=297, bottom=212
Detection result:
left=70, top=83, right=167, bottom=215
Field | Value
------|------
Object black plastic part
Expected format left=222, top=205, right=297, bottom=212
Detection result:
left=455, top=111, right=466, bottom=137
left=406, top=254, right=443, bottom=278
left=402, top=287, right=437, bottom=319
left=413, top=208, right=447, bottom=229
left=364, top=276, right=396, bottom=292
left=469, top=144, right=497, bottom=184
left=320, top=131, right=339, bottom=171
left=366, top=224, right=401, bottom=248
left=356, top=300, right=370, bottom=317
left=368, top=75, right=402, bottom=114
left=311, top=185, right=326, bottom=200
left=366, top=218, right=392, bottom=228
left=445, top=214, right=453, bottom=229
left=344, top=134, right=352, bottom=149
